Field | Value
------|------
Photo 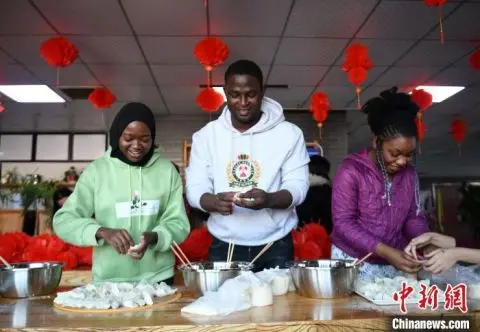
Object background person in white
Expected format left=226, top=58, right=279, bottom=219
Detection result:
left=186, top=60, right=309, bottom=271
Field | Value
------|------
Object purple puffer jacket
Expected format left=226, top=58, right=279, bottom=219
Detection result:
left=330, top=149, right=430, bottom=264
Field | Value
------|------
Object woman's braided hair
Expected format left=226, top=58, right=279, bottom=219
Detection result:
left=362, top=87, right=421, bottom=215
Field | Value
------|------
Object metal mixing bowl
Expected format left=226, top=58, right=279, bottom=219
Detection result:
left=0, top=262, right=63, bottom=298
left=180, top=261, right=253, bottom=294
left=288, top=259, right=358, bottom=299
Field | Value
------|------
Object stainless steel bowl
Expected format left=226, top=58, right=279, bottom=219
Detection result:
left=180, top=261, right=253, bottom=294
left=288, top=259, right=358, bottom=299
left=0, top=262, right=63, bottom=298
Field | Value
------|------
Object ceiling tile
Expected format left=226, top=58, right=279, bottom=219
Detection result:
left=425, top=67, right=480, bottom=87
left=89, top=64, right=154, bottom=85
left=161, top=87, right=211, bottom=114
left=210, top=0, right=292, bottom=36
left=276, top=38, right=349, bottom=65
left=315, top=86, right=358, bottom=108
left=336, top=39, right=417, bottom=66
left=285, top=0, right=378, bottom=38
left=28, top=64, right=98, bottom=87
left=106, top=85, right=165, bottom=109
left=0, top=50, right=13, bottom=64
left=152, top=65, right=205, bottom=87
left=0, top=0, right=54, bottom=35
left=439, top=87, right=480, bottom=109
left=0, top=65, right=40, bottom=85
left=267, top=66, right=329, bottom=86
left=397, top=41, right=475, bottom=67
left=140, top=37, right=199, bottom=65
left=221, top=37, right=279, bottom=66
left=33, top=0, right=131, bottom=35
left=0, top=36, right=56, bottom=65
left=373, top=67, right=441, bottom=87
left=69, top=36, right=144, bottom=64
left=267, top=87, right=314, bottom=109
left=322, top=66, right=387, bottom=87
left=426, top=3, right=480, bottom=41
left=122, top=0, right=206, bottom=35
left=357, top=1, right=457, bottom=39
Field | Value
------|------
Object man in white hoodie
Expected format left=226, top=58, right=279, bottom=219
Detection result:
left=186, top=60, right=309, bottom=271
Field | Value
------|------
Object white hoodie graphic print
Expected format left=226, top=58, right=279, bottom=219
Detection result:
left=186, top=97, right=310, bottom=246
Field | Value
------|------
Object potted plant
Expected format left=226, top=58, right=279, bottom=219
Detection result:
left=19, top=178, right=56, bottom=235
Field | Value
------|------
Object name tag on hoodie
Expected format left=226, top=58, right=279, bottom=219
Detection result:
left=115, top=200, right=160, bottom=218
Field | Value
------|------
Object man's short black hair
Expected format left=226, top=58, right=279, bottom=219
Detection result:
left=224, top=59, right=263, bottom=88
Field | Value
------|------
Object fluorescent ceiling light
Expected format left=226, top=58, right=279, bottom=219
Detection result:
left=414, top=85, right=465, bottom=103
left=212, top=86, right=226, bottom=101
left=0, top=85, right=65, bottom=103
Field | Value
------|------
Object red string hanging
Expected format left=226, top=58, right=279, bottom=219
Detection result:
left=194, top=37, right=229, bottom=72
left=411, top=88, right=433, bottom=154
left=196, top=88, right=225, bottom=113
left=342, top=44, right=373, bottom=109
left=450, top=119, right=466, bottom=156
left=88, top=87, right=116, bottom=109
left=424, top=0, right=448, bottom=44
left=469, top=49, right=480, bottom=71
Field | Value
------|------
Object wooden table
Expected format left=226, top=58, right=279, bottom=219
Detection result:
left=1, top=272, right=479, bottom=332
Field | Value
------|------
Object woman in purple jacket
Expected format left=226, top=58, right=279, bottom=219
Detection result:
left=331, top=87, right=429, bottom=279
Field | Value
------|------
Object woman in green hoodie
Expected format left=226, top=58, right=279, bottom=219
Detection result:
left=53, top=102, right=190, bottom=284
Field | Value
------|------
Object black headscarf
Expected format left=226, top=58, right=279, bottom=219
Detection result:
left=109, top=102, right=156, bottom=166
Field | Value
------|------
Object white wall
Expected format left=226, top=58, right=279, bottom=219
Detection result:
left=1, top=112, right=348, bottom=180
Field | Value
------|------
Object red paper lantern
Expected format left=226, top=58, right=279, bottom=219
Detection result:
left=450, top=119, right=466, bottom=143
left=0, top=103, right=5, bottom=113
left=309, top=92, right=330, bottom=139
left=342, top=44, right=373, bottom=109
left=411, top=89, right=433, bottom=112
left=40, top=36, right=79, bottom=68
left=194, top=37, right=229, bottom=72
left=347, top=67, right=368, bottom=86
left=196, top=88, right=225, bottom=113
left=341, top=44, right=373, bottom=72
left=469, top=49, right=480, bottom=71
left=88, top=87, right=116, bottom=109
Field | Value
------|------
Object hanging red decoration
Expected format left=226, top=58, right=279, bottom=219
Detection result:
left=416, top=116, right=426, bottom=142
left=196, top=88, right=225, bottom=113
left=194, top=37, right=229, bottom=72
left=309, top=92, right=331, bottom=139
left=450, top=119, right=466, bottom=156
left=342, top=44, right=373, bottom=109
left=0, top=232, right=92, bottom=270
left=450, top=119, right=466, bottom=143
left=88, top=87, right=116, bottom=109
left=40, top=36, right=79, bottom=68
left=411, top=89, right=433, bottom=112
left=174, top=226, right=212, bottom=266
left=469, top=49, right=480, bottom=71
left=292, top=223, right=330, bottom=260
left=0, top=103, right=5, bottom=113
left=423, top=0, right=447, bottom=44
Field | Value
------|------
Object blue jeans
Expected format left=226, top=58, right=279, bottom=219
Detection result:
left=208, top=232, right=293, bottom=272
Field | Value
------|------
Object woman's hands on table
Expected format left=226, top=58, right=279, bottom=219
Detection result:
left=376, top=243, right=422, bottom=274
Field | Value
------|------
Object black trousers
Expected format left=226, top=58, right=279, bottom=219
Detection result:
left=208, top=232, right=294, bottom=272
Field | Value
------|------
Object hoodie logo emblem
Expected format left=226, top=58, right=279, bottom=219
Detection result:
left=226, top=153, right=261, bottom=189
